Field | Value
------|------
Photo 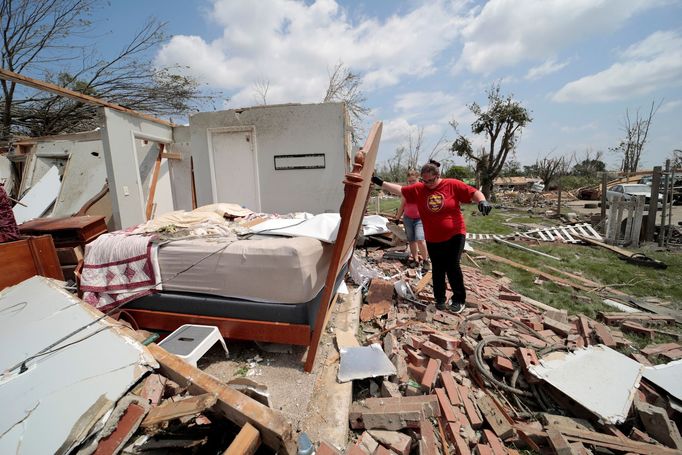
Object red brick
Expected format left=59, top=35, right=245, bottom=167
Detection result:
left=592, top=322, right=616, bottom=347
left=457, top=385, right=483, bottom=429
left=440, top=372, right=461, bottom=406
left=408, top=364, right=426, bottom=383
left=641, top=342, right=681, bottom=356
left=661, top=349, right=682, bottom=361
left=452, top=432, right=471, bottom=455
left=421, top=358, right=441, bottom=390
left=482, top=347, right=517, bottom=359
left=492, top=356, right=515, bottom=373
left=499, top=293, right=521, bottom=302
left=316, top=441, right=342, bottom=455
left=405, top=346, right=427, bottom=367
left=483, top=429, right=506, bottom=455
left=429, top=332, right=461, bottom=350
left=475, top=444, right=494, bottom=455
left=435, top=388, right=457, bottom=423
left=419, top=420, right=438, bottom=455
left=420, top=341, right=455, bottom=365
left=349, top=395, right=440, bottom=431
left=516, top=348, right=539, bottom=372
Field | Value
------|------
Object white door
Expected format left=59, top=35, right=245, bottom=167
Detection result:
left=210, top=129, right=260, bottom=211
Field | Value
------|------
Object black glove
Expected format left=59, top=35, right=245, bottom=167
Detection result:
left=478, top=200, right=492, bottom=216
left=371, top=175, right=384, bottom=187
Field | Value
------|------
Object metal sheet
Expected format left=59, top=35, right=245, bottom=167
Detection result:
left=338, top=343, right=397, bottom=383
left=0, top=276, right=156, bottom=454
left=528, top=345, right=643, bottom=424
left=643, top=360, right=682, bottom=401
left=12, top=165, right=61, bottom=224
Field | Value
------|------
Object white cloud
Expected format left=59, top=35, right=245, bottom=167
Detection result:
left=559, top=121, right=598, bottom=133
left=455, top=0, right=660, bottom=75
left=155, top=0, right=466, bottom=107
left=552, top=30, right=682, bottom=102
left=660, top=99, right=682, bottom=113
left=525, top=58, right=569, bottom=80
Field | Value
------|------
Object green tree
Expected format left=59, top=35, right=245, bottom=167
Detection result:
left=450, top=84, right=532, bottom=199
left=442, top=165, right=473, bottom=180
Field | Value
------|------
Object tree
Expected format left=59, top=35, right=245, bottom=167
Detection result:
left=323, top=62, right=369, bottom=144
left=442, top=165, right=473, bottom=180
left=572, top=149, right=606, bottom=176
left=534, top=156, right=567, bottom=188
left=500, top=158, right=521, bottom=177
left=1, top=0, right=211, bottom=140
left=610, top=100, right=661, bottom=173
left=672, top=149, right=682, bottom=169
left=450, top=84, right=532, bottom=199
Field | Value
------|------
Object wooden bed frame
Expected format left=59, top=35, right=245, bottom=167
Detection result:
left=124, top=122, right=382, bottom=372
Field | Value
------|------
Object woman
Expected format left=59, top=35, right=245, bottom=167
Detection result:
left=372, top=162, right=491, bottom=313
left=396, top=170, right=429, bottom=270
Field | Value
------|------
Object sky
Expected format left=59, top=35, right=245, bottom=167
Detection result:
left=89, top=0, right=682, bottom=170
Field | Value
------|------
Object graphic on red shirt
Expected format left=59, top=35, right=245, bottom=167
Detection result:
left=427, top=193, right=444, bottom=212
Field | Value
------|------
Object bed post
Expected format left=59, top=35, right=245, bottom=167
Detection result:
left=303, top=122, right=381, bottom=372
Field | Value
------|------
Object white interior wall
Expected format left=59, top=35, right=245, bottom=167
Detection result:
left=190, top=103, right=348, bottom=214
left=99, top=107, right=173, bottom=229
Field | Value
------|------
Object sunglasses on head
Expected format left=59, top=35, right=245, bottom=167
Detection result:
left=420, top=176, right=437, bottom=184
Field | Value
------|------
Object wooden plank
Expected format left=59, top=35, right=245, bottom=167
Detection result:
left=552, top=424, right=679, bottom=454
left=141, top=393, right=217, bottom=427
left=148, top=343, right=296, bottom=454
left=0, top=67, right=174, bottom=127
left=160, top=151, right=182, bottom=160
left=146, top=143, right=165, bottom=221
left=414, top=271, right=432, bottom=294
left=224, top=422, right=261, bottom=455
left=477, top=394, right=514, bottom=440
left=474, top=250, right=590, bottom=291
left=546, top=429, right=575, bottom=455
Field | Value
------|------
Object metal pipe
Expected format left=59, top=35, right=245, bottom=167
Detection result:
left=493, top=236, right=562, bottom=261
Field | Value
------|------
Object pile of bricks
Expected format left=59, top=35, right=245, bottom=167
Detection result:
left=330, top=252, right=682, bottom=455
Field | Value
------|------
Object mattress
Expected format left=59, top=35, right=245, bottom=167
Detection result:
left=157, top=235, right=333, bottom=304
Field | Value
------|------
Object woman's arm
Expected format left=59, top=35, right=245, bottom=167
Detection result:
left=379, top=181, right=403, bottom=196
left=396, top=197, right=405, bottom=219
left=471, top=190, right=486, bottom=203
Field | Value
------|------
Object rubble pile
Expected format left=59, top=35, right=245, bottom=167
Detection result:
left=335, top=252, right=682, bottom=455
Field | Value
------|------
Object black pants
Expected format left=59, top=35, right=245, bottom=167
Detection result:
left=426, top=234, right=466, bottom=305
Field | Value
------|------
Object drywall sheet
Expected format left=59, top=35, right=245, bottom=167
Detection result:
left=0, top=276, right=156, bottom=454
left=12, top=165, right=60, bottom=224
left=643, top=360, right=682, bottom=401
left=51, top=140, right=107, bottom=217
left=528, top=345, right=643, bottom=424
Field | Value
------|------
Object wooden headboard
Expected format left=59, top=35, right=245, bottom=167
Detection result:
left=304, top=121, right=382, bottom=371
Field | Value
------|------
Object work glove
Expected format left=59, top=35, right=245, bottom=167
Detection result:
left=371, top=175, right=384, bottom=187
left=478, top=200, right=492, bottom=216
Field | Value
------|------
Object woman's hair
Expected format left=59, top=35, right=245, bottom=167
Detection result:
left=428, top=159, right=441, bottom=167
left=420, top=162, right=440, bottom=176
left=406, top=169, right=419, bottom=178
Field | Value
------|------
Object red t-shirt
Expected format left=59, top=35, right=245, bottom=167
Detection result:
left=401, top=179, right=477, bottom=242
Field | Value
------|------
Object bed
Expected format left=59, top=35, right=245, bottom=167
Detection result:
left=119, top=122, right=382, bottom=372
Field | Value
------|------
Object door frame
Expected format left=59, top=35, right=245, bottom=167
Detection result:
left=206, top=125, right=261, bottom=212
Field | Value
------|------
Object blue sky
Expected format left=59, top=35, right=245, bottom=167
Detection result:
left=88, top=0, right=682, bottom=170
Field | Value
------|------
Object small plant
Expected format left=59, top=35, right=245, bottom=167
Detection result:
left=234, top=365, right=249, bottom=377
